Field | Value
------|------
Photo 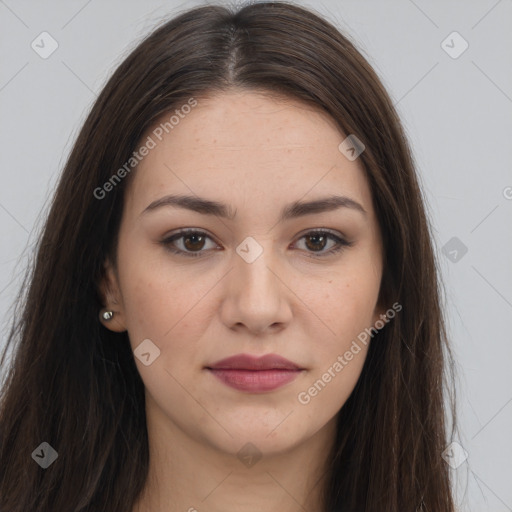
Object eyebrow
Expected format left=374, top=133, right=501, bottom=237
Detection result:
left=140, top=194, right=367, bottom=221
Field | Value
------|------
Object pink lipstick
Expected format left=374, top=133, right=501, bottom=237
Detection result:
left=206, top=353, right=304, bottom=392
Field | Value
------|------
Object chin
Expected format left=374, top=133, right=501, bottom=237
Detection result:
left=203, top=416, right=312, bottom=457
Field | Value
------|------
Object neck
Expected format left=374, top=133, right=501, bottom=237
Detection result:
left=132, top=397, right=337, bottom=512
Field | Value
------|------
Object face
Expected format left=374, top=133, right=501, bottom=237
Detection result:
left=100, top=89, right=384, bottom=457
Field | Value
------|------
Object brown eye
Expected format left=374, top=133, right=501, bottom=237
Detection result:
left=304, top=232, right=328, bottom=252
left=294, top=230, right=352, bottom=258
left=161, top=229, right=352, bottom=259
left=161, top=230, right=218, bottom=257
left=182, top=233, right=206, bottom=251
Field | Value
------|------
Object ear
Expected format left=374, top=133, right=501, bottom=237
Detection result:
left=97, top=258, right=127, bottom=333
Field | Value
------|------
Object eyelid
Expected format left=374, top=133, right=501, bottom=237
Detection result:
left=160, top=228, right=353, bottom=258
left=161, top=228, right=221, bottom=257
left=293, top=227, right=348, bottom=242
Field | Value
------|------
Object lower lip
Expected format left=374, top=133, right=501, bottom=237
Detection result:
left=207, top=368, right=302, bottom=392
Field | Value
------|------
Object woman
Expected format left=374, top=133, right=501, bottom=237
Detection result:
left=0, top=2, right=457, bottom=511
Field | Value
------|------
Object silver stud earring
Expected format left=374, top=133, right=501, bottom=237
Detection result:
left=101, top=310, right=114, bottom=321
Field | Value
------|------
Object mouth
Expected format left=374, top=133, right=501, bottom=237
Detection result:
left=205, top=353, right=305, bottom=392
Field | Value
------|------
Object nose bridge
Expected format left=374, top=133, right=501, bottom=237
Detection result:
left=221, top=234, right=292, bottom=332
left=233, top=235, right=280, bottom=298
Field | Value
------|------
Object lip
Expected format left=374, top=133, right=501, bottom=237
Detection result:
left=208, top=353, right=302, bottom=371
left=206, top=353, right=304, bottom=392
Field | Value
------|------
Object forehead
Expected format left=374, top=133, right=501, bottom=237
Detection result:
left=125, top=90, right=374, bottom=219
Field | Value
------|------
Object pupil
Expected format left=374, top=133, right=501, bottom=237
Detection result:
left=184, top=234, right=204, bottom=251
left=307, top=234, right=325, bottom=251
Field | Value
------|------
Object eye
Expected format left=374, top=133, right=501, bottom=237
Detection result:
left=160, top=228, right=353, bottom=258
left=292, top=230, right=353, bottom=258
left=161, top=229, right=219, bottom=258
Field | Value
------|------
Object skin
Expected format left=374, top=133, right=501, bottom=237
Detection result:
left=99, top=89, right=385, bottom=512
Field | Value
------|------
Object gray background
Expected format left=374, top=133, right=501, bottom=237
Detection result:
left=1, top=0, right=511, bottom=509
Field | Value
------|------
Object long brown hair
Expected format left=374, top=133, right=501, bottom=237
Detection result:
left=0, top=2, right=457, bottom=510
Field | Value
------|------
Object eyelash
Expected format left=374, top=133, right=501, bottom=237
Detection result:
left=160, top=228, right=353, bottom=259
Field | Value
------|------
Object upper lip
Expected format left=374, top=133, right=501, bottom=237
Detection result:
left=207, top=353, right=302, bottom=371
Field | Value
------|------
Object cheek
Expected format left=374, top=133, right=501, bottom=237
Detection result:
left=118, top=266, right=209, bottom=405
left=295, top=278, right=376, bottom=417
left=297, top=346, right=368, bottom=425
left=304, top=269, right=380, bottom=348
left=294, top=260, right=380, bottom=408
left=118, top=253, right=220, bottom=366
left=117, top=238, right=186, bottom=335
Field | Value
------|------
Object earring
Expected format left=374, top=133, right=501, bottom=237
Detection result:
left=101, top=310, right=114, bottom=321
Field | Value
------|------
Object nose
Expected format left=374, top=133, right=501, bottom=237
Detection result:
left=219, top=241, right=293, bottom=335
